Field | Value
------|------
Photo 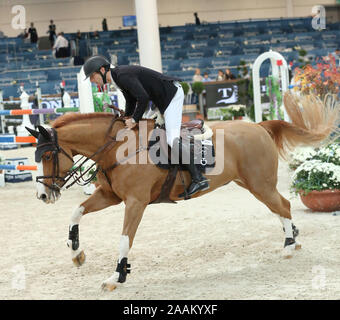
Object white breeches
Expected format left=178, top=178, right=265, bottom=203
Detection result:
left=164, top=82, right=184, bottom=147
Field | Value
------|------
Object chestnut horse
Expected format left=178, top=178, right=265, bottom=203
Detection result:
left=27, top=92, right=339, bottom=291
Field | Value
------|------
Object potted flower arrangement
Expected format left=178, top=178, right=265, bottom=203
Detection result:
left=217, top=104, right=246, bottom=120
left=293, top=53, right=340, bottom=99
left=288, top=146, right=317, bottom=170
left=290, top=54, right=340, bottom=212
left=229, top=104, right=246, bottom=120
left=290, top=143, right=340, bottom=212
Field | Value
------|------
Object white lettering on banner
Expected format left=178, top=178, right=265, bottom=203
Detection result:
left=41, top=101, right=50, bottom=109
left=50, top=100, right=62, bottom=109
left=217, top=85, right=238, bottom=104
left=35, top=98, right=79, bottom=110
left=71, top=98, right=80, bottom=108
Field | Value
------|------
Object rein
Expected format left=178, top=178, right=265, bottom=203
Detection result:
left=36, top=116, right=147, bottom=192
left=36, top=117, right=119, bottom=192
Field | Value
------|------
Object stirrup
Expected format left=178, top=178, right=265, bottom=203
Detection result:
left=178, top=180, right=209, bottom=199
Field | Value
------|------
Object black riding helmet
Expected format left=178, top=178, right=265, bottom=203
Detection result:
left=83, top=55, right=111, bottom=83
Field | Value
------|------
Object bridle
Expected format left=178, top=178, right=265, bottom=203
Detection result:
left=36, top=116, right=148, bottom=193
left=36, top=127, right=75, bottom=192
left=36, top=126, right=119, bottom=193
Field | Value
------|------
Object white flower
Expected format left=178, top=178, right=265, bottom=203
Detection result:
left=227, top=104, right=246, bottom=112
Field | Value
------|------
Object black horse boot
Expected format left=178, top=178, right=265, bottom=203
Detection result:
left=176, top=138, right=209, bottom=198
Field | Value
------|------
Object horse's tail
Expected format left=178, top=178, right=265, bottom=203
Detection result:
left=259, top=92, right=340, bottom=158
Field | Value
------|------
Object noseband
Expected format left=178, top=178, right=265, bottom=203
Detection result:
left=35, top=128, right=77, bottom=192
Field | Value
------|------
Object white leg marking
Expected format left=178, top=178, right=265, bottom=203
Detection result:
left=118, top=235, right=130, bottom=263
left=69, top=206, right=84, bottom=230
left=36, top=161, right=47, bottom=198
left=102, top=235, right=130, bottom=288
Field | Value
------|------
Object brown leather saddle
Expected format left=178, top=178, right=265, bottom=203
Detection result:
left=181, top=119, right=204, bottom=130
left=149, top=119, right=215, bottom=204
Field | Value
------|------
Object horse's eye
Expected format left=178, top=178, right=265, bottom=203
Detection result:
left=44, top=154, right=52, bottom=161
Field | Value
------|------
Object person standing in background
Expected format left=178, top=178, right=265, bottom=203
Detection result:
left=53, top=32, right=69, bottom=58
left=91, top=31, right=100, bottom=39
left=202, top=72, right=212, bottom=82
left=192, top=68, right=203, bottom=82
left=332, top=48, right=340, bottom=66
left=18, top=28, right=28, bottom=40
left=216, top=70, right=225, bottom=81
left=102, top=18, right=108, bottom=31
left=225, top=68, right=236, bottom=80
left=28, top=23, right=38, bottom=44
left=76, top=30, right=82, bottom=40
left=194, top=12, right=201, bottom=25
left=47, top=20, right=56, bottom=47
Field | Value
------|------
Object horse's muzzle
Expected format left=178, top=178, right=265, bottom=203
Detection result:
left=36, top=189, right=61, bottom=204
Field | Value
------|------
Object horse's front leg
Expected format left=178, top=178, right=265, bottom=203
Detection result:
left=101, top=197, right=148, bottom=291
left=67, top=186, right=122, bottom=267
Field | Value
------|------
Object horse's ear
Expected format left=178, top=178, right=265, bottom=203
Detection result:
left=25, top=127, right=39, bottom=139
left=37, top=125, right=52, bottom=141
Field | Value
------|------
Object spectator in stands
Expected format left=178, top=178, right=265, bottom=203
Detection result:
left=76, top=30, right=82, bottom=40
left=332, top=48, right=340, bottom=66
left=194, top=12, right=201, bottom=25
left=216, top=70, right=225, bottom=81
left=47, top=20, right=56, bottom=47
left=91, top=31, right=100, bottom=39
left=18, top=28, right=29, bottom=39
left=202, top=72, right=212, bottom=82
left=28, top=23, right=38, bottom=43
left=102, top=18, right=108, bottom=32
left=53, top=32, right=69, bottom=58
left=225, top=68, right=236, bottom=80
left=192, top=68, right=203, bottom=82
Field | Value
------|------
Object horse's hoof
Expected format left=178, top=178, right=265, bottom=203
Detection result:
left=282, top=245, right=295, bottom=259
left=295, top=243, right=302, bottom=250
left=72, top=250, right=86, bottom=267
left=101, top=282, right=117, bottom=292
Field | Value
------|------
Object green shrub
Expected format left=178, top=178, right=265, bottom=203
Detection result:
left=180, top=82, right=190, bottom=96
left=191, top=81, right=204, bottom=95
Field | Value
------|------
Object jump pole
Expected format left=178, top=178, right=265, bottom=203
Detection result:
left=0, top=164, right=37, bottom=171
left=0, top=135, right=37, bottom=143
left=252, top=50, right=290, bottom=123
left=0, top=107, right=79, bottom=116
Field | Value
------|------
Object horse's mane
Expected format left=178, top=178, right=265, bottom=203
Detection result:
left=52, top=112, right=117, bottom=128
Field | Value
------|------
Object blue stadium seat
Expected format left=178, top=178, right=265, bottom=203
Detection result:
left=179, top=58, right=212, bottom=71
left=162, top=60, right=180, bottom=73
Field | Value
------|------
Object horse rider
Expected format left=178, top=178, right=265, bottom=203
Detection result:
left=83, top=55, right=209, bottom=197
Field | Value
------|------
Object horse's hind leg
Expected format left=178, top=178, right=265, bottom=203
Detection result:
left=248, top=185, right=301, bottom=258
left=67, top=186, right=122, bottom=267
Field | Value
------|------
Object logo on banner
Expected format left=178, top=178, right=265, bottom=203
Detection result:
left=216, top=86, right=238, bottom=104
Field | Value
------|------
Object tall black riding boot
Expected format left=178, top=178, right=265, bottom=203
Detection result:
left=176, top=138, right=209, bottom=198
